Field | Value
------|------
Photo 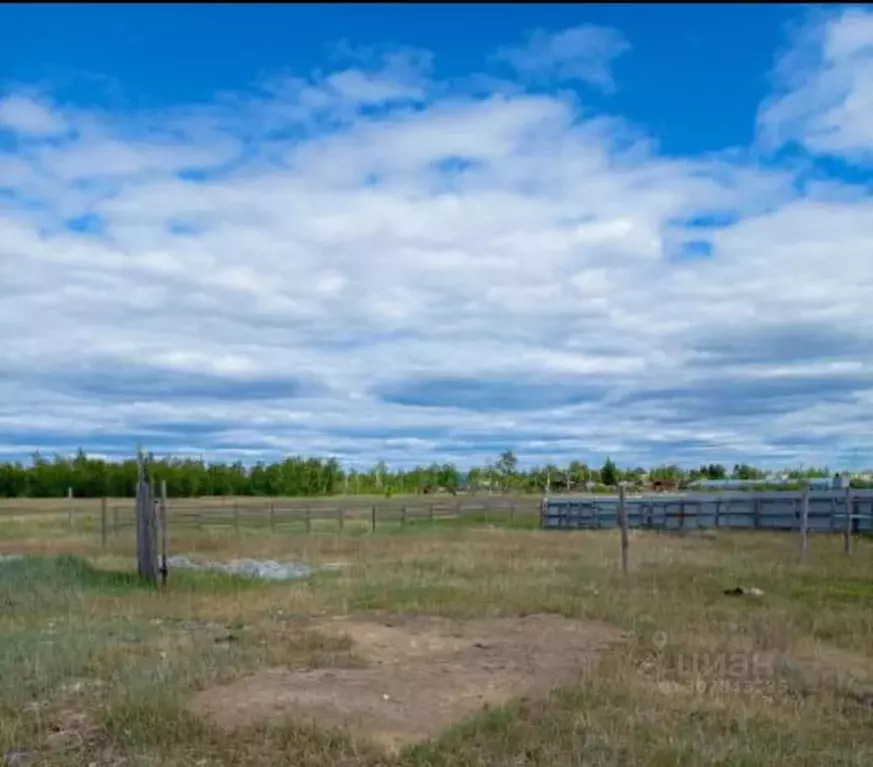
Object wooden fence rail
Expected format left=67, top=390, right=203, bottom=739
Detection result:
left=0, top=496, right=543, bottom=544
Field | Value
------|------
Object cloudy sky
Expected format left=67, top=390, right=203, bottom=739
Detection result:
left=1, top=5, right=872, bottom=470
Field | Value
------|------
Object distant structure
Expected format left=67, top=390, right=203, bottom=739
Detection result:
left=688, top=475, right=847, bottom=491
left=832, top=473, right=850, bottom=490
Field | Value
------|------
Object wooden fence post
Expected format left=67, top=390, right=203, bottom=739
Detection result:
left=371, top=504, right=377, bottom=534
left=233, top=499, right=240, bottom=537
left=112, top=505, right=119, bottom=538
left=798, top=485, right=810, bottom=565
left=401, top=505, right=407, bottom=528
left=269, top=500, right=275, bottom=534
left=618, top=484, right=629, bottom=575
left=844, top=487, right=853, bottom=555
left=100, top=497, right=108, bottom=548
left=67, top=486, right=73, bottom=531
left=135, top=460, right=158, bottom=585
left=160, top=480, right=168, bottom=586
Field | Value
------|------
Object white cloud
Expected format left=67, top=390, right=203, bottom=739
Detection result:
left=493, top=24, right=630, bottom=91
left=758, top=7, right=873, bottom=162
left=1, top=15, right=873, bottom=469
left=0, top=93, right=67, bottom=135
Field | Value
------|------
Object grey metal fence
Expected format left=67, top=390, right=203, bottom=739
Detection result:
left=542, top=490, right=873, bottom=533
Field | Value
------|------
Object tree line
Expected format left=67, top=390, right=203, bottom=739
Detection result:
left=0, top=449, right=862, bottom=499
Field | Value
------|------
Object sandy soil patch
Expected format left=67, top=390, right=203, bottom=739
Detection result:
left=189, top=613, right=623, bottom=751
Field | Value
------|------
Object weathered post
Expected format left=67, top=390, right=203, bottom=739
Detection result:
left=159, top=480, right=168, bottom=586
left=135, top=454, right=158, bottom=585
left=100, top=497, right=108, bottom=549
left=401, top=504, right=407, bottom=528
left=149, top=476, right=158, bottom=575
left=371, top=504, right=377, bottom=534
left=844, top=486, right=853, bottom=555
left=798, top=484, right=810, bottom=565
left=618, top=483, right=629, bottom=576
left=67, top=486, right=73, bottom=531
left=233, top=499, right=240, bottom=537
left=269, top=500, right=276, bottom=534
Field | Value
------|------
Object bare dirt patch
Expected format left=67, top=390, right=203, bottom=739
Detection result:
left=188, top=613, right=623, bottom=751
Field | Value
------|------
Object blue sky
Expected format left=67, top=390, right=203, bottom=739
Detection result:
left=1, top=4, right=872, bottom=470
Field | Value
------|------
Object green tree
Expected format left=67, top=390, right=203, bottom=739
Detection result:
left=600, top=457, right=618, bottom=487
left=495, top=450, right=518, bottom=491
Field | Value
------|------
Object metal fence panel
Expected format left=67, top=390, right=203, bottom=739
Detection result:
left=544, top=490, right=873, bottom=533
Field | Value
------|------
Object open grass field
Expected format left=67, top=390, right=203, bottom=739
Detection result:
left=1, top=499, right=873, bottom=766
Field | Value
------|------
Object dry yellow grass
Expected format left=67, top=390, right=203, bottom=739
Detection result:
left=1, top=507, right=872, bottom=765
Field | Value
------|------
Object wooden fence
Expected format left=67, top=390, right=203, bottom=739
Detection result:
left=0, top=495, right=544, bottom=545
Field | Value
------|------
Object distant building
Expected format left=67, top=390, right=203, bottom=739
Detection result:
left=687, top=477, right=836, bottom=490
left=832, top=473, right=850, bottom=490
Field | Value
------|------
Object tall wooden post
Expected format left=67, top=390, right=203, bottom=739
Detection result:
left=67, top=487, right=73, bottom=531
left=844, top=486, right=853, bottom=556
left=149, top=476, right=158, bottom=574
left=798, top=485, right=810, bottom=565
left=371, top=504, right=377, bottom=534
left=100, top=497, right=108, bottom=549
left=135, top=454, right=158, bottom=585
left=159, top=480, right=168, bottom=586
left=618, top=484, right=629, bottom=576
